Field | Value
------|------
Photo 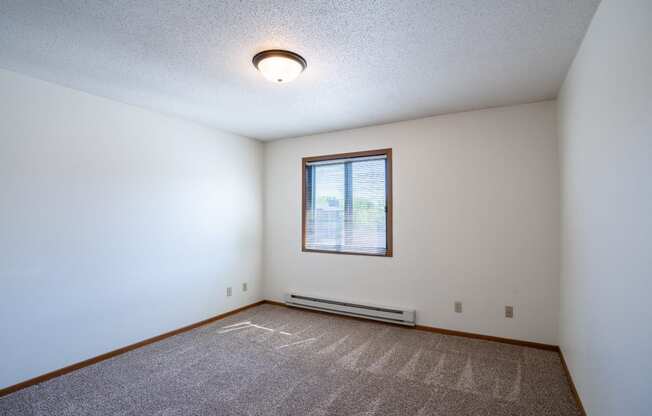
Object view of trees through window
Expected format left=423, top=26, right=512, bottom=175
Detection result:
left=304, top=153, right=389, bottom=255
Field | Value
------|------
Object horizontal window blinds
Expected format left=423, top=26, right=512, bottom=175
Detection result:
left=305, top=155, right=388, bottom=255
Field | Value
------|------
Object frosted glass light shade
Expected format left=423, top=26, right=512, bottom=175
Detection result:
left=253, top=50, right=307, bottom=84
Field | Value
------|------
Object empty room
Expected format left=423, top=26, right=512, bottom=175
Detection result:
left=1, top=1, right=650, bottom=415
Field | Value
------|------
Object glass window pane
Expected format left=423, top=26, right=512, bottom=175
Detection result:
left=304, top=152, right=389, bottom=256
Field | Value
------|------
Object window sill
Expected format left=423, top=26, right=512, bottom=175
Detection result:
left=302, top=248, right=393, bottom=257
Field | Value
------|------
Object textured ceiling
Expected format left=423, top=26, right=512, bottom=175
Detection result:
left=0, top=1, right=600, bottom=140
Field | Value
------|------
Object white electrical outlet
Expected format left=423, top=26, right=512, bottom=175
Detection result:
left=226, top=287, right=232, bottom=297
left=454, top=301, right=462, bottom=313
left=242, top=282, right=248, bottom=292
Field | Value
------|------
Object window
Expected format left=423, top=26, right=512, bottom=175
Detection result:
left=302, top=149, right=392, bottom=256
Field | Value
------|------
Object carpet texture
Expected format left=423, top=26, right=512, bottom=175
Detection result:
left=0, top=304, right=581, bottom=415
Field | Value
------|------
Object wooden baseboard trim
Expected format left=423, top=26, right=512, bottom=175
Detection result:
left=264, top=300, right=558, bottom=351
left=414, top=325, right=559, bottom=351
left=2, top=298, right=585, bottom=415
left=558, top=348, right=587, bottom=415
left=263, top=300, right=285, bottom=307
left=0, top=300, right=265, bottom=397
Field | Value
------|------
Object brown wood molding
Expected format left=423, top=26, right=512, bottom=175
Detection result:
left=0, top=300, right=265, bottom=397
left=267, top=300, right=558, bottom=351
left=414, top=325, right=559, bottom=351
left=263, top=300, right=286, bottom=307
left=558, top=348, right=587, bottom=416
left=301, top=148, right=393, bottom=257
left=2, top=297, right=586, bottom=416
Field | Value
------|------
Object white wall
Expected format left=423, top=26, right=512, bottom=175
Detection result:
left=557, top=0, right=652, bottom=414
left=0, top=69, right=263, bottom=389
left=264, top=101, right=560, bottom=345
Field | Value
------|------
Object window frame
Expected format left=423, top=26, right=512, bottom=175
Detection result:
left=301, top=148, right=393, bottom=257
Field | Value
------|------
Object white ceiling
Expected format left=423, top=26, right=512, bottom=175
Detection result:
left=0, top=1, right=600, bottom=140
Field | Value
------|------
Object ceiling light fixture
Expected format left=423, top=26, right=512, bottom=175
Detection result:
left=252, top=49, right=307, bottom=84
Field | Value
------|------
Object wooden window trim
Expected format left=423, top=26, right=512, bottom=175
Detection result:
left=301, top=148, right=393, bottom=257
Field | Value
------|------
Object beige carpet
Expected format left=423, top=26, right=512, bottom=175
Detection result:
left=0, top=304, right=581, bottom=415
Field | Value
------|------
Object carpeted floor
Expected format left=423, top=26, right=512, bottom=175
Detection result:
left=0, top=304, right=581, bottom=415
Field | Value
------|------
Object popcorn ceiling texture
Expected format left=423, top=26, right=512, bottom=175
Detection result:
left=0, top=304, right=581, bottom=415
left=0, top=1, right=599, bottom=140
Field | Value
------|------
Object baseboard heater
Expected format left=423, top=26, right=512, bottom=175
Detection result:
left=284, top=293, right=416, bottom=326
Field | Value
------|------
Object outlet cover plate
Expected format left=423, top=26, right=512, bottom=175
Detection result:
left=505, top=305, right=514, bottom=318
left=454, top=301, right=462, bottom=313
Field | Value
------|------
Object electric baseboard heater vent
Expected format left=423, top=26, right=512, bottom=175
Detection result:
left=284, top=293, right=416, bottom=326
